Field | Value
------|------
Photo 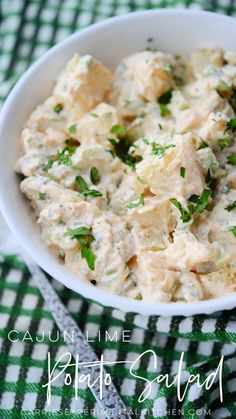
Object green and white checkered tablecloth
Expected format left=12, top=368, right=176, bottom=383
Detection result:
left=1, top=1, right=236, bottom=418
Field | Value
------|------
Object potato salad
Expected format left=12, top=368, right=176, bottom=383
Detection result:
left=16, top=48, right=236, bottom=303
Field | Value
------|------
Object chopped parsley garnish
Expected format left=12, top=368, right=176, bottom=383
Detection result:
left=75, top=175, right=102, bottom=197
left=69, top=124, right=77, bottom=134
left=198, top=141, right=208, bottom=150
left=135, top=293, right=143, bottom=300
left=170, top=188, right=211, bottom=223
left=43, top=144, right=78, bottom=171
left=90, top=167, right=100, bottom=185
left=38, top=192, right=47, bottom=200
left=170, top=199, right=192, bottom=223
left=226, top=118, right=236, bottom=132
left=159, top=103, right=171, bottom=117
left=227, top=153, right=236, bottom=165
left=188, top=188, right=211, bottom=214
left=151, top=143, right=175, bottom=158
left=55, top=145, right=76, bottom=166
left=127, top=195, right=144, bottom=209
left=110, top=124, right=127, bottom=138
left=187, top=188, right=212, bottom=217
left=64, top=226, right=95, bottom=270
left=54, top=103, right=63, bottom=113
left=158, top=89, right=173, bottom=105
left=64, top=226, right=94, bottom=241
left=225, top=201, right=236, bottom=212
left=180, top=166, right=185, bottom=178
left=43, top=159, right=54, bottom=172
left=108, top=138, right=118, bottom=146
left=219, top=135, right=233, bottom=150
left=90, top=112, right=99, bottom=118
left=187, top=194, right=199, bottom=203
left=109, top=132, right=142, bottom=169
left=123, top=153, right=142, bottom=169
left=80, top=246, right=96, bottom=270
left=229, top=226, right=236, bottom=238
left=56, top=153, right=72, bottom=166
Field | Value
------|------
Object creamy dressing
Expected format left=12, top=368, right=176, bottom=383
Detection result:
left=16, top=48, right=236, bottom=302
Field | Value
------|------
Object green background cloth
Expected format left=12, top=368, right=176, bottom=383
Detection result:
left=1, top=1, right=236, bottom=418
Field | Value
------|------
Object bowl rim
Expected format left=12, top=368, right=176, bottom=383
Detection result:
left=1, top=8, right=236, bottom=317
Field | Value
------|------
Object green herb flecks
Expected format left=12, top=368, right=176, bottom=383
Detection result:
left=226, top=118, right=236, bottom=132
left=43, top=159, right=54, bottom=172
left=219, top=135, right=233, bottom=150
left=55, top=145, right=77, bottom=166
left=151, top=143, right=175, bottom=158
left=127, top=195, right=144, bottom=209
left=198, top=141, right=209, bottom=150
left=90, top=112, right=99, bottom=118
left=158, top=89, right=173, bottom=105
left=90, top=167, right=100, bottom=185
left=115, top=138, right=141, bottom=168
left=75, top=175, right=102, bottom=197
left=54, top=103, right=63, bottom=113
left=180, top=166, right=185, bottom=178
left=123, top=153, right=142, bottom=169
left=227, top=153, right=236, bottom=165
left=229, top=226, right=236, bottom=238
left=69, top=124, right=77, bottom=134
left=135, top=293, right=143, bottom=300
left=64, top=226, right=95, bottom=270
left=170, top=188, right=211, bottom=223
left=170, top=199, right=192, bottom=223
left=110, top=124, right=127, bottom=138
left=80, top=246, right=96, bottom=270
left=108, top=138, right=118, bottom=146
left=38, top=192, right=47, bottom=200
left=159, top=103, right=171, bottom=117
left=225, top=201, right=236, bottom=212
left=43, top=142, right=79, bottom=171
left=64, top=226, right=94, bottom=241
left=188, top=188, right=211, bottom=214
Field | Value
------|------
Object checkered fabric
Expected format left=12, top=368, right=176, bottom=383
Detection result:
left=1, top=1, right=236, bottom=418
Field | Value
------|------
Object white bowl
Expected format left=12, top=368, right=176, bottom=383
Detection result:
left=1, top=9, right=236, bottom=317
